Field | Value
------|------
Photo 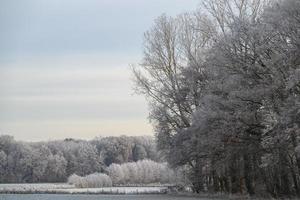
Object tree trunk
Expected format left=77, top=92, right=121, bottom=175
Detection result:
left=243, top=153, right=255, bottom=195
left=291, top=131, right=300, bottom=176
left=191, top=158, right=204, bottom=193
left=290, top=164, right=299, bottom=195
left=229, top=163, right=239, bottom=193
left=279, top=150, right=291, bottom=196
left=212, top=170, right=220, bottom=192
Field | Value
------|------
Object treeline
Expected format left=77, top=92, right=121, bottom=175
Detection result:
left=134, top=0, right=300, bottom=197
left=0, top=135, right=159, bottom=183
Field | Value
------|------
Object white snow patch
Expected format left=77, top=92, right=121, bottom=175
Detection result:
left=0, top=184, right=168, bottom=194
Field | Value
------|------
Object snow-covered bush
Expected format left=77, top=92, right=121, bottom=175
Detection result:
left=68, top=173, right=112, bottom=188
left=106, top=163, right=124, bottom=184
left=85, top=173, right=112, bottom=188
left=106, top=159, right=181, bottom=185
left=67, top=174, right=84, bottom=187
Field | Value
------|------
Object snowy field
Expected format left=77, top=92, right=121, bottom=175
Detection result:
left=0, top=194, right=209, bottom=200
left=0, top=184, right=168, bottom=194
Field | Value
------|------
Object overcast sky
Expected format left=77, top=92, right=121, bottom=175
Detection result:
left=0, top=0, right=199, bottom=141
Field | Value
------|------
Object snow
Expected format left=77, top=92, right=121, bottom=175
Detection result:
left=55, top=187, right=168, bottom=194
left=0, top=183, right=74, bottom=192
left=0, top=184, right=168, bottom=194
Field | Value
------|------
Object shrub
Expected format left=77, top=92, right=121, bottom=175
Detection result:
left=106, top=159, right=181, bottom=185
left=68, top=173, right=112, bottom=188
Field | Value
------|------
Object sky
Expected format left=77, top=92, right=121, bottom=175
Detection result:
left=0, top=0, right=199, bottom=141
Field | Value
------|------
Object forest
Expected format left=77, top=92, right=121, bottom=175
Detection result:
left=0, top=135, right=162, bottom=183
left=133, top=0, right=300, bottom=198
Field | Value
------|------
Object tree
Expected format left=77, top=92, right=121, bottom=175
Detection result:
left=44, top=153, right=67, bottom=182
left=132, top=144, right=147, bottom=161
left=133, top=11, right=215, bottom=191
left=0, top=151, right=7, bottom=182
left=133, top=0, right=300, bottom=196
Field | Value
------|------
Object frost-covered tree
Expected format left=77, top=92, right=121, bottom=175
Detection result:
left=0, top=150, right=7, bottom=182
left=132, top=11, right=216, bottom=191
left=91, top=135, right=159, bottom=165
left=75, top=142, right=102, bottom=176
left=44, top=153, right=67, bottom=182
left=132, top=144, right=147, bottom=161
left=133, top=0, right=300, bottom=196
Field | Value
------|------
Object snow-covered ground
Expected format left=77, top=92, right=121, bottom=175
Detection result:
left=0, top=184, right=168, bottom=194
left=54, top=187, right=168, bottom=194
left=0, top=183, right=74, bottom=190
left=0, top=183, right=74, bottom=193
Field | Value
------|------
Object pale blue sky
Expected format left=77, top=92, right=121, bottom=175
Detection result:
left=0, top=0, right=199, bottom=141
